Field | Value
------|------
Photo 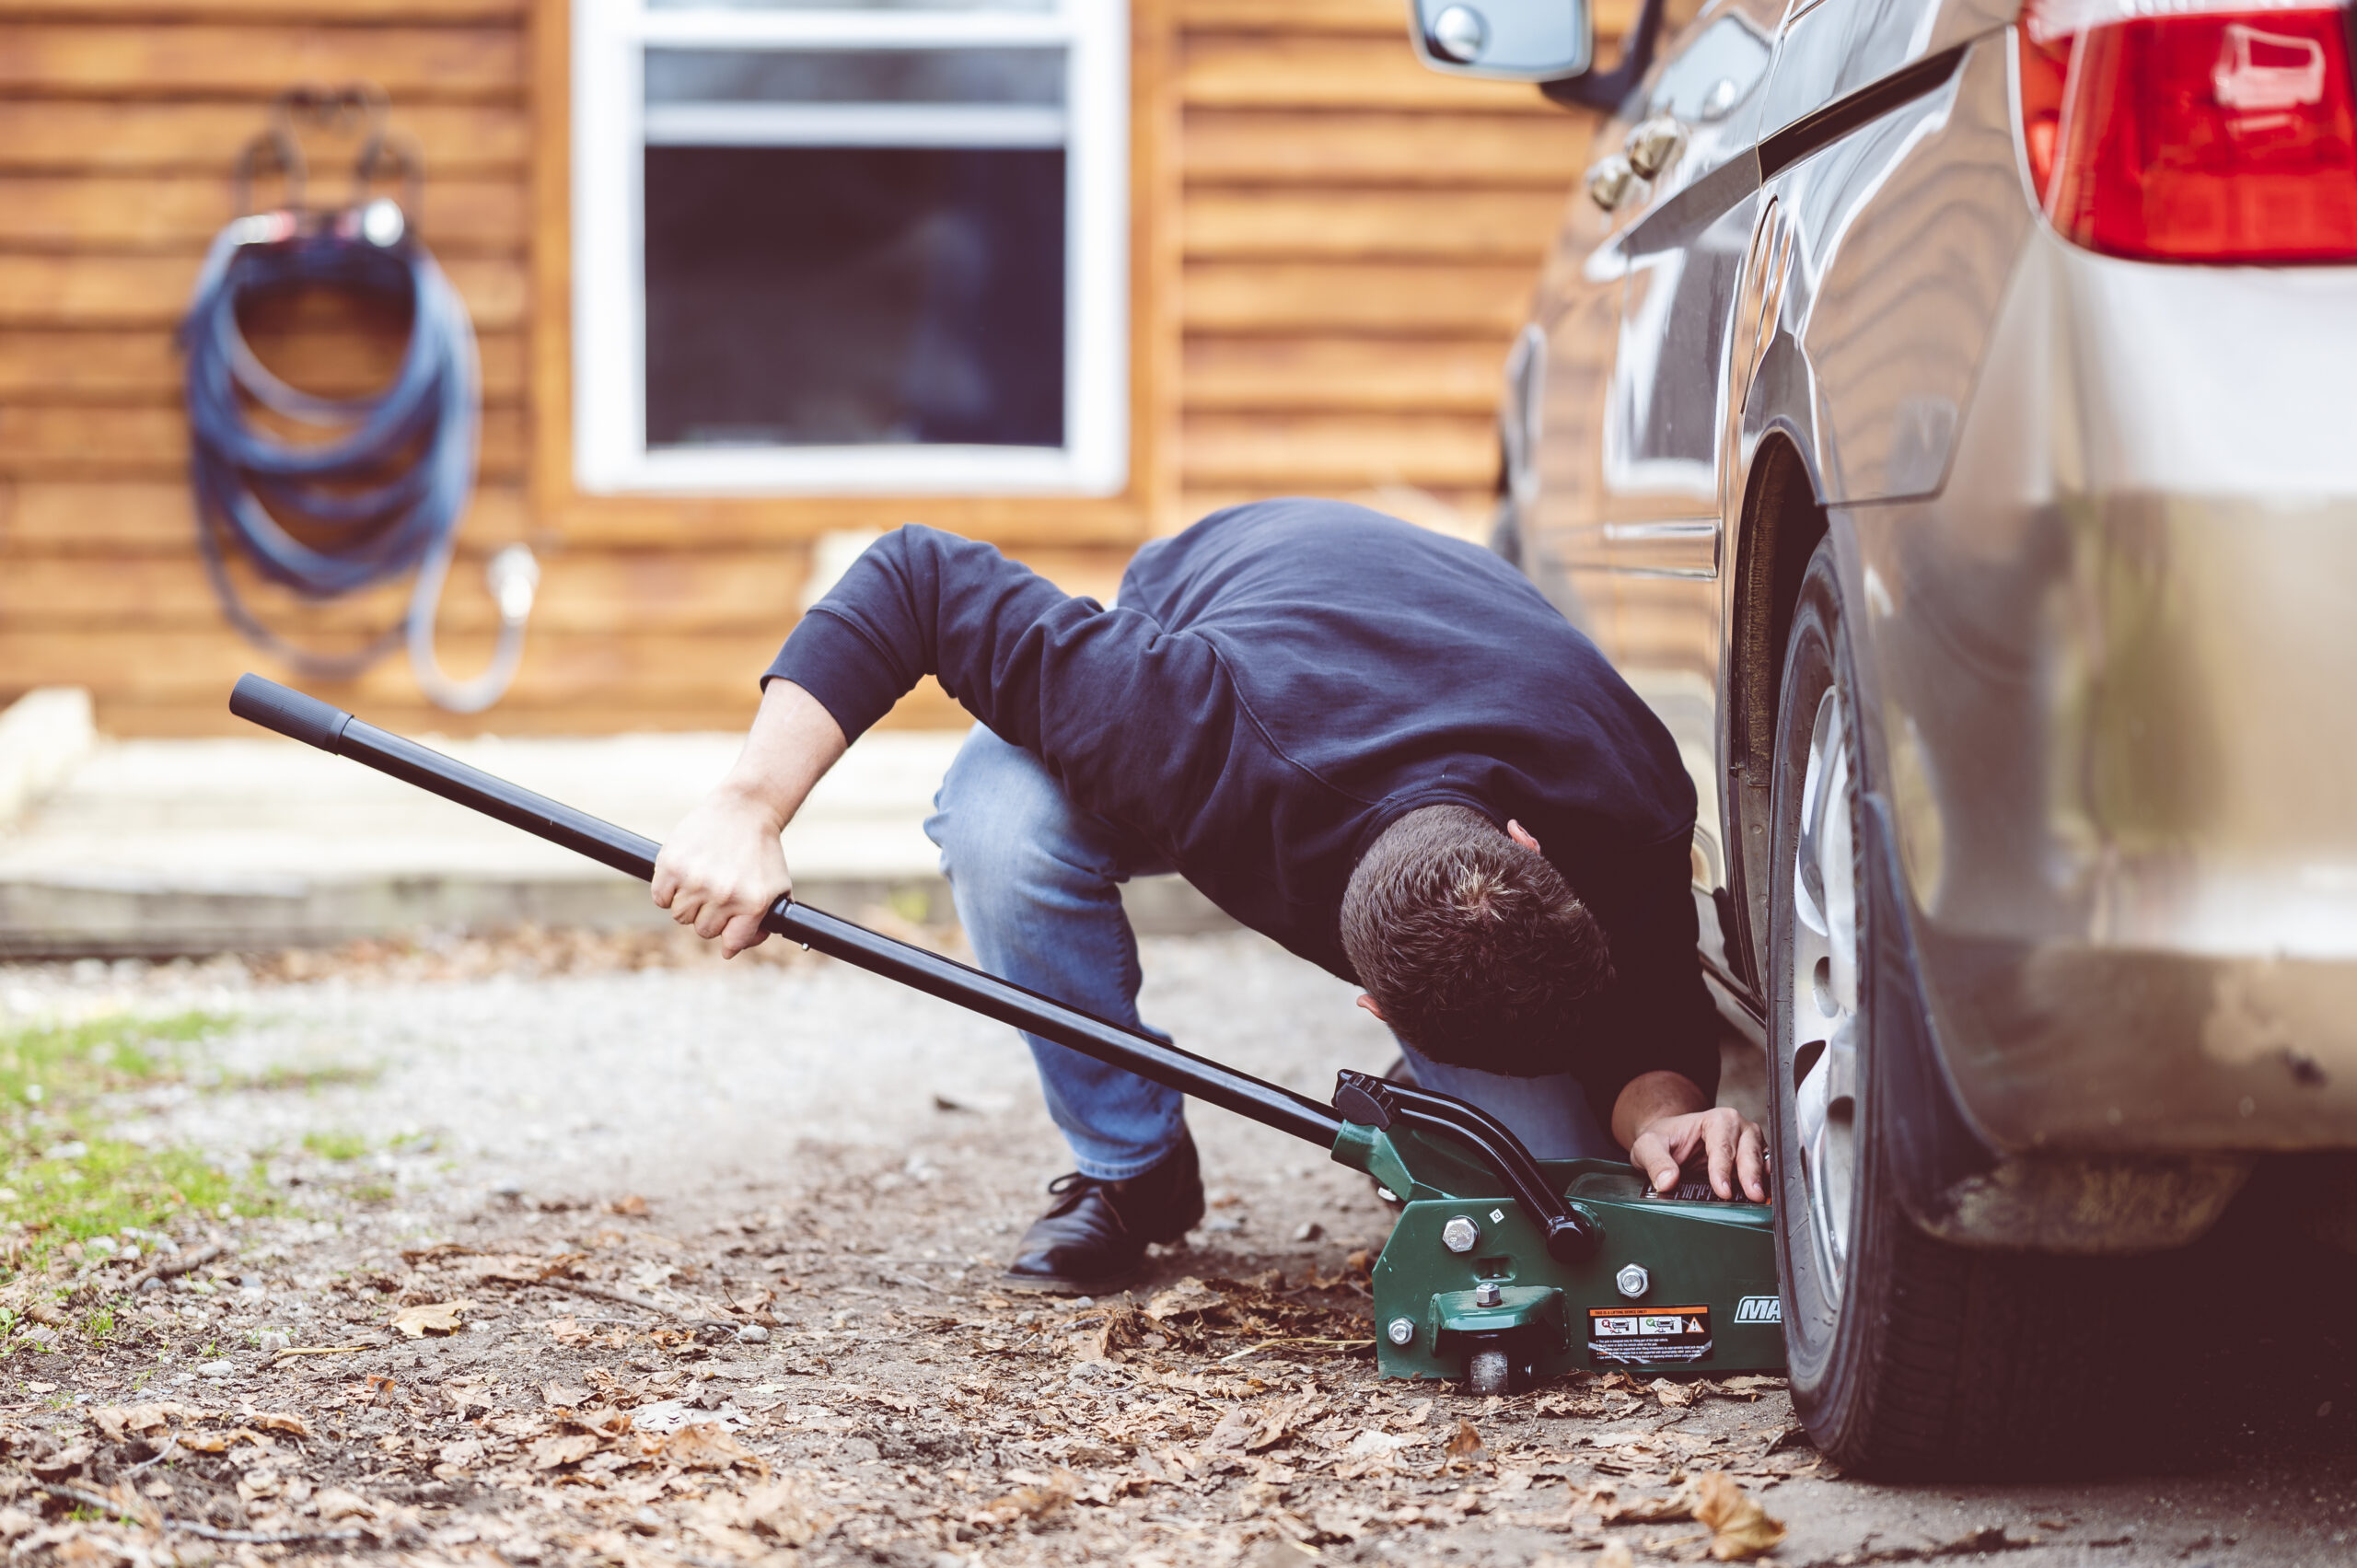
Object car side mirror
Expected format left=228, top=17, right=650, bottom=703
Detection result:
left=1407, top=0, right=1669, bottom=111
left=1409, top=0, right=1592, bottom=79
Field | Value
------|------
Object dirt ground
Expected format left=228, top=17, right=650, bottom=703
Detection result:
left=3, top=927, right=2354, bottom=1568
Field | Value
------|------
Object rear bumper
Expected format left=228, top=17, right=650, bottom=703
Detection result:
left=1847, top=227, right=2357, bottom=1156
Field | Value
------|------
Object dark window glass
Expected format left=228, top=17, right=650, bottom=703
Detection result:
left=643, top=145, right=1066, bottom=448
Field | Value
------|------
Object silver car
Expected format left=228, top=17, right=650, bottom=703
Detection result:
left=1411, top=0, right=2357, bottom=1471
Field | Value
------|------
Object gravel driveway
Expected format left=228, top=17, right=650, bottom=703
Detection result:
left=3, top=929, right=2352, bottom=1566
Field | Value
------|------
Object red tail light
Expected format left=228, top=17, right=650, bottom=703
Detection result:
left=2017, top=0, right=2357, bottom=261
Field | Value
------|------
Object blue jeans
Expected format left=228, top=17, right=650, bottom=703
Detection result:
left=925, top=726, right=1619, bottom=1179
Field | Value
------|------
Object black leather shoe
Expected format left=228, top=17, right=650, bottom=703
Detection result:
left=1003, top=1133, right=1204, bottom=1295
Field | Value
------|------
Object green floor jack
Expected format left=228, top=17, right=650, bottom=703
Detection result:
left=231, top=675, right=1785, bottom=1394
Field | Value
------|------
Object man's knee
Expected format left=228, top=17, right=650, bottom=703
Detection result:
left=929, top=729, right=1105, bottom=906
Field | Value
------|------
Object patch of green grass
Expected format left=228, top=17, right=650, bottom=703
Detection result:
left=6, top=1140, right=253, bottom=1261
left=301, top=1129, right=368, bottom=1162
left=0, top=1010, right=226, bottom=1107
left=0, top=1011, right=270, bottom=1279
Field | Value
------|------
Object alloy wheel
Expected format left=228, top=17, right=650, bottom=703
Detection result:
left=1787, top=685, right=1861, bottom=1304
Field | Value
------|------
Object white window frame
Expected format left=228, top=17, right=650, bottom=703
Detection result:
left=571, top=0, right=1129, bottom=496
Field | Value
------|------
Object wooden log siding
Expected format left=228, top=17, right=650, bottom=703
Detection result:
left=1173, top=0, right=1613, bottom=526
left=0, top=0, right=1610, bottom=736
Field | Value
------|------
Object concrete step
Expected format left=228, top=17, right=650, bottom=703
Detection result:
left=0, top=717, right=1229, bottom=957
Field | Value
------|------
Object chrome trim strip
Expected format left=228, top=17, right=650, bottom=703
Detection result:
left=1759, top=45, right=1968, bottom=177
left=1619, top=46, right=1967, bottom=260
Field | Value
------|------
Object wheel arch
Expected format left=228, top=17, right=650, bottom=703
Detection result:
left=1724, top=432, right=1829, bottom=996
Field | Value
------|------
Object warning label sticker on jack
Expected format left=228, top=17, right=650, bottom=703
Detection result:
left=1588, top=1305, right=1713, bottom=1365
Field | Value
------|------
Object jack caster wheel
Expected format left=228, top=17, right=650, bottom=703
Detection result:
left=1462, top=1335, right=1532, bottom=1396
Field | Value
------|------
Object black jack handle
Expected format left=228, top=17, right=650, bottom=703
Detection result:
left=229, top=674, right=1343, bottom=1146
left=228, top=674, right=1603, bottom=1260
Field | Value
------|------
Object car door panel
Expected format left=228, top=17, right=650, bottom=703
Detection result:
left=1609, top=198, right=1759, bottom=522
left=1606, top=4, right=1780, bottom=530
left=1571, top=0, right=1784, bottom=902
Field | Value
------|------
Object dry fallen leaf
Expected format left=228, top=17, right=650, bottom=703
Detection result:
left=977, top=1468, right=1079, bottom=1526
left=1596, top=1542, right=1637, bottom=1568
left=1086, top=1305, right=1167, bottom=1363
left=528, top=1432, right=602, bottom=1470
left=241, top=1411, right=309, bottom=1437
left=1246, top=1539, right=1318, bottom=1566
left=310, top=1488, right=376, bottom=1524
left=1718, top=1375, right=1785, bottom=1397
left=1144, top=1277, right=1225, bottom=1323
left=1204, top=1406, right=1258, bottom=1453
left=605, top=1194, right=650, bottom=1217
left=1215, top=1391, right=1318, bottom=1455
left=574, top=1407, right=636, bottom=1439
left=1695, top=1470, right=1787, bottom=1561
left=1602, top=1490, right=1694, bottom=1524
left=1446, top=1419, right=1486, bottom=1461
left=1654, top=1377, right=1701, bottom=1409
left=542, top=1382, right=592, bottom=1409
left=1343, top=1429, right=1409, bottom=1459
left=390, top=1299, right=475, bottom=1338
left=737, top=1481, right=830, bottom=1546
left=92, top=1403, right=201, bottom=1443
left=665, top=1422, right=765, bottom=1473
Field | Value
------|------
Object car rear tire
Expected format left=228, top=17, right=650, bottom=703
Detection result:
left=1767, top=541, right=2151, bottom=1477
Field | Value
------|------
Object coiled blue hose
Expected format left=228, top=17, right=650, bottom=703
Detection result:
left=180, top=201, right=535, bottom=713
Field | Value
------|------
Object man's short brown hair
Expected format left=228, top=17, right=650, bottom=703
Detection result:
left=1339, top=805, right=1614, bottom=1076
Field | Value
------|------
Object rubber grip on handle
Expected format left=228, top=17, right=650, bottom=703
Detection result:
left=229, top=673, right=354, bottom=754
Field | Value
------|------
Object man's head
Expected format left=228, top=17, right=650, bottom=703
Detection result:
left=1340, top=805, right=1613, bottom=1075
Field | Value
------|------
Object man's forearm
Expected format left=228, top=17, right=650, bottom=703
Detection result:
left=720, top=679, right=849, bottom=830
left=1610, top=1069, right=1711, bottom=1150
left=649, top=679, right=846, bottom=958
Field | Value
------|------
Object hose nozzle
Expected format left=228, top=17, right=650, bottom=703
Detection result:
left=486, top=544, right=540, bottom=624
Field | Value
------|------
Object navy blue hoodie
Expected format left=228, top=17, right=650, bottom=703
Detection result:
left=767, top=499, right=1719, bottom=1108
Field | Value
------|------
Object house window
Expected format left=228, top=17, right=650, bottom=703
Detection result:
left=572, top=0, right=1129, bottom=495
